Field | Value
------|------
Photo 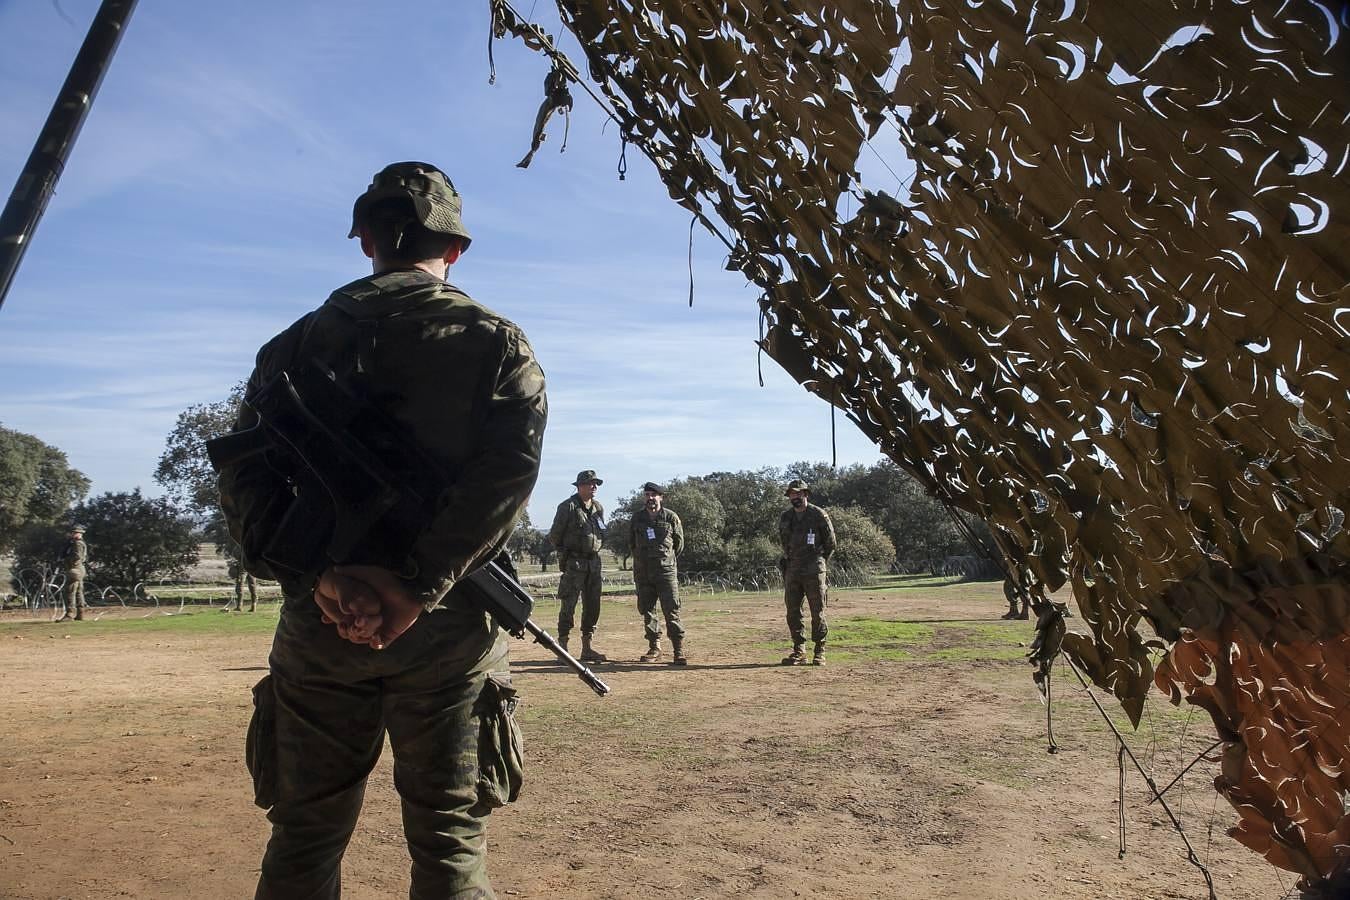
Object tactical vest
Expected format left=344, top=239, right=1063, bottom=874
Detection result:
left=780, top=505, right=831, bottom=569
left=557, top=497, right=605, bottom=556
left=632, top=507, right=679, bottom=564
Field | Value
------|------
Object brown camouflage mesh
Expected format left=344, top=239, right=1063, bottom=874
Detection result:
left=496, top=0, right=1350, bottom=886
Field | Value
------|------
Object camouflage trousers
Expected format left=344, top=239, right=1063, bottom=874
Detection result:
left=63, top=573, right=85, bottom=613
left=784, top=566, right=828, bottom=645
left=556, top=554, right=602, bottom=636
left=232, top=573, right=258, bottom=610
left=633, top=562, right=684, bottom=641
left=252, top=599, right=519, bottom=900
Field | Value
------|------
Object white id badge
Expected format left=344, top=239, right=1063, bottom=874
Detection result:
left=806, top=531, right=816, bottom=546
left=646, top=527, right=657, bottom=540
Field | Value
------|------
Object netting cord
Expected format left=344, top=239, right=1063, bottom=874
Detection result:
left=494, top=0, right=741, bottom=258
left=1045, top=663, right=1059, bottom=754
left=756, top=306, right=766, bottom=387
left=1066, top=657, right=1217, bottom=900
left=687, top=214, right=696, bottom=307
left=487, top=16, right=498, bottom=84
left=1118, top=742, right=1128, bottom=859
left=1148, top=739, right=1225, bottom=806
left=831, top=382, right=838, bottom=468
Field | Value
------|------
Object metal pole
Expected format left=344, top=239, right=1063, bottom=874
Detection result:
left=0, top=0, right=139, bottom=312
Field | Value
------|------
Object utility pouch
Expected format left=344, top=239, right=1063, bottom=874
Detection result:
left=473, top=673, right=524, bottom=812
left=245, top=674, right=278, bottom=810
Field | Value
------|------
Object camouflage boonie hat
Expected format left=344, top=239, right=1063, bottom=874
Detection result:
left=783, top=479, right=810, bottom=495
left=641, top=481, right=664, bottom=494
left=573, top=470, right=603, bottom=486
left=70, top=524, right=86, bottom=533
left=348, top=161, right=472, bottom=248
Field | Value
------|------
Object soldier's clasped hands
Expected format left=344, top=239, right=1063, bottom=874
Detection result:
left=314, top=565, right=423, bottom=650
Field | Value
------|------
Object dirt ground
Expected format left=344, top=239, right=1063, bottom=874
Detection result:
left=0, top=578, right=1295, bottom=899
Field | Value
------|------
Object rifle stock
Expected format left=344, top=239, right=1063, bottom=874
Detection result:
left=468, top=562, right=610, bottom=697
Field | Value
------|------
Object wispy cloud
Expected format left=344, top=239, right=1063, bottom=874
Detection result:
left=0, top=0, right=884, bottom=523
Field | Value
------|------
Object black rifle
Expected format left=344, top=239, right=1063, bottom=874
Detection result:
left=207, top=360, right=609, bottom=697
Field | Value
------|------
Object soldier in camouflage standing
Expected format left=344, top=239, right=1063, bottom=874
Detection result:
left=548, top=470, right=608, bottom=663
left=216, top=161, right=546, bottom=899
left=226, top=556, right=258, bottom=613
left=630, top=482, right=687, bottom=665
left=58, top=524, right=87, bottom=622
left=778, top=479, right=835, bottom=666
left=1001, top=563, right=1030, bottom=620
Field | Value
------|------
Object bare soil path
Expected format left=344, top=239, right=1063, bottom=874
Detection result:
left=0, top=579, right=1290, bottom=899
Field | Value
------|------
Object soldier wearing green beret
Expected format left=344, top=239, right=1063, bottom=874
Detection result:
left=631, top=482, right=687, bottom=665
left=778, top=479, right=835, bottom=666
left=548, top=470, right=608, bottom=663
left=217, top=161, right=546, bottom=899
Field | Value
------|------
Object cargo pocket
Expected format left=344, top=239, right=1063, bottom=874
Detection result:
left=473, top=673, right=524, bottom=813
left=245, top=674, right=278, bottom=810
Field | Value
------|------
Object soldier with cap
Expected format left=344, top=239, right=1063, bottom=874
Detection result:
left=216, top=161, right=547, bottom=899
left=58, top=524, right=87, bottom=621
left=548, top=470, right=608, bottom=663
left=630, top=482, right=687, bottom=665
left=778, top=479, right=835, bottom=666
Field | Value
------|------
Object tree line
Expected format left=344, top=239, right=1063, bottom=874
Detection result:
left=2, top=424, right=198, bottom=592
left=4, top=388, right=996, bottom=595
left=511, top=461, right=993, bottom=582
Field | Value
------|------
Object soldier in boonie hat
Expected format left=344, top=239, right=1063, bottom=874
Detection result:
left=548, top=469, right=608, bottom=663
left=783, top=478, right=810, bottom=496
left=348, top=161, right=472, bottom=249
left=60, top=523, right=89, bottom=621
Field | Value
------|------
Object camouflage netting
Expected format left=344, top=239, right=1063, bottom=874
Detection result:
left=495, top=0, right=1350, bottom=887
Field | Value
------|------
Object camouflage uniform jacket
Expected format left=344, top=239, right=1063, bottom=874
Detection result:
left=630, top=507, right=683, bottom=569
left=548, top=496, right=606, bottom=558
left=63, top=537, right=87, bottom=576
left=778, top=503, right=836, bottom=569
left=218, top=269, right=548, bottom=608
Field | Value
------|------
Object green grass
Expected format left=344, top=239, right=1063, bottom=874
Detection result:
left=0, top=606, right=281, bottom=638
left=855, top=573, right=968, bottom=591
left=750, top=615, right=1034, bottom=664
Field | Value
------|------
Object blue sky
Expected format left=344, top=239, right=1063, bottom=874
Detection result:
left=0, top=0, right=882, bottom=524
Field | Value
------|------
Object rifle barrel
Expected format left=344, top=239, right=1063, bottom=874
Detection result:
left=523, top=619, right=610, bottom=696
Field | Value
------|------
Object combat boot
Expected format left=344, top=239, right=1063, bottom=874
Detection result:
left=1000, top=608, right=1019, bottom=620
left=781, top=644, right=806, bottom=666
left=580, top=633, right=608, bottom=664
left=639, top=638, right=662, bottom=663
left=558, top=631, right=570, bottom=652
left=811, top=641, right=826, bottom=666
left=670, top=639, right=688, bottom=666
left=1015, top=605, right=1030, bottom=620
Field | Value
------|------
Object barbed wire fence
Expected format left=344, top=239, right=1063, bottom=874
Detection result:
left=2, top=565, right=284, bottom=617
